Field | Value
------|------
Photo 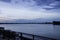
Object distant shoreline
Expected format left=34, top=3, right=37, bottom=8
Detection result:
left=0, top=21, right=60, bottom=25
left=0, top=23, right=53, bottom=24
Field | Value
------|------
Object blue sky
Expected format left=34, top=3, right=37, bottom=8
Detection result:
left=0, top=0, right=60, bottom=20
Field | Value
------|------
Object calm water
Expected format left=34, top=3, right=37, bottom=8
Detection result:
left=0, top=24, right=60, bottom=39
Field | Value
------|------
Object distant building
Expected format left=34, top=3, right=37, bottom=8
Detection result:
left=53, top=21, right=60, bottom=25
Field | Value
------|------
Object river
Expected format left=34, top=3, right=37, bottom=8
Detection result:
left=0, top=24, right=60, bottom=40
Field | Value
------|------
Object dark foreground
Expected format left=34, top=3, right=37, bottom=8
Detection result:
left=0, top=27, right=58, bottom=40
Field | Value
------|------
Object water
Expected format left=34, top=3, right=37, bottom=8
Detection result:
left=0, top=24, right=60, bottom=40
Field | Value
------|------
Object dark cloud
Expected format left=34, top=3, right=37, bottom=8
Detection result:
left=33, top=0, right=55, bottom=6
left=32, top=0, right=60, bottom=10
left=0, top=0, right=11, bottom=3
left=56, top=0, right=60, bottom=1
left=47, top=1, right=60, bottom=10
left=0, top=0, right=60, bottom=10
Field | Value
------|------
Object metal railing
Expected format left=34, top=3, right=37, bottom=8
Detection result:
left=18, top=32, right=57, bottom=40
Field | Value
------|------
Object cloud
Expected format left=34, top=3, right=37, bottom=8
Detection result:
left=1, top=0, right=60, bottom=10
left=0, top=0, right=11, bottom=3
left=33, top=0, right=54, bottom=5
left=56, top=0, right=60, bottom=1
left=42, top=0, right=60, bottom=10
left=27, top=0, right=60, bottom=10
left=0, top=0, right=60, bottom=20
left=0, top=6, right=59, bottom=19
left=50, top=1, right=60, bottom=8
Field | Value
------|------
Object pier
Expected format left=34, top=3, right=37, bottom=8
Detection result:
left=0, top=27, right=57, bottom=40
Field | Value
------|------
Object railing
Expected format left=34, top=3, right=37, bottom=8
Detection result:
left=0, top=27, right=57, bottom=40
left=18, top=32, right=57, bottom=40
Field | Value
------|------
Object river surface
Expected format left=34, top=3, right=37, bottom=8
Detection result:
left=0, top=24, right=60, bottom=39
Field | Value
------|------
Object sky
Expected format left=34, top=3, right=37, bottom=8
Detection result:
left=0, top=0, right=60, bottom=20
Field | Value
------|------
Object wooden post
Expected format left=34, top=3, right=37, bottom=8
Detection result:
left=20, top=33, right=23, bottom=40
left=32, top=35, right=34, bottom=40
